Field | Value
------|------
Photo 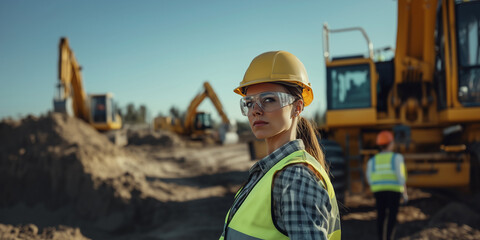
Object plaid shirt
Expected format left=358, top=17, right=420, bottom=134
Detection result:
left=227, top=139, right=331, bottom=240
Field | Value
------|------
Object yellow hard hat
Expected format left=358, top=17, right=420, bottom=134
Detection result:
left=234, top=51, right=314, bottom=106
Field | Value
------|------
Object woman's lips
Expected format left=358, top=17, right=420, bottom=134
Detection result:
left=253, top=120, right=268, bottom=127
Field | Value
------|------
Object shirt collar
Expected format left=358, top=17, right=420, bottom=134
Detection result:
left=249, top=139, right=305, bottom=174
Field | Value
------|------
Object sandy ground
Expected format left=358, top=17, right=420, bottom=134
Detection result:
left=117, top=143, right=252, bottom=240
left=0, top=141, right=252, bottom=240
left=341, top=188, right=480, bottom=240
left=1, top=113, right=480, bottom=239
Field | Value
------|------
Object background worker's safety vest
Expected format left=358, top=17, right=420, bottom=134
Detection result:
left=219, top=150, right=341, bottom=240
left=369, top=152, right=404, bottom=193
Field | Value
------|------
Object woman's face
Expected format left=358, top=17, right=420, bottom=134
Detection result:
left=245, top=83, right=297, bottom=140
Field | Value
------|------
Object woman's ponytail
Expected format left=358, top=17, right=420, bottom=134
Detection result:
left=296, top=116, right=328, bottom=173
left=281, top=83, right=328, bottom=173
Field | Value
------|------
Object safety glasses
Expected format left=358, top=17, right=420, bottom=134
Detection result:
left=240, top=92, right=296, bottom=116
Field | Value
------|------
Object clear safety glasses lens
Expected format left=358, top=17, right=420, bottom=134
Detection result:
left=240, top=92, right=296, bottom=116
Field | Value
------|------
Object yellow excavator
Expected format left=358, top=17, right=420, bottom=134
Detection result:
left=321, top=0, right=480, bottom=196
left=53, top=37, right=126, bottom=145
left=153, top=81, right=238, bottom=144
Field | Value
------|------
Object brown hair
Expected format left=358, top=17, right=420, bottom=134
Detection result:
left=281, top=84, right=328, bottom=173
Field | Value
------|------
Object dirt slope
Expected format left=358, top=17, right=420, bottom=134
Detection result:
left=0, top=113, right=251, bottom=239
left=2, top=113, right=480, bottom=239
left=0, top=113, right=158, bottom=234
left=341, top=188, right=480, bottom=240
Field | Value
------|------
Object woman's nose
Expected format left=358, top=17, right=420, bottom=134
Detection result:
left=250, top=102, right=263, bottom=116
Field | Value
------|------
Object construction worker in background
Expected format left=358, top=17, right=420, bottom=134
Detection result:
left=219, top=51, right=341, bottom=240
left=366, top=130, right=408, bottom=240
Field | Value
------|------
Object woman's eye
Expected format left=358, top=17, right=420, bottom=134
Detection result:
left=246, top=101, right=253, bottom=108
left=262, top=97, right=276, bottom=103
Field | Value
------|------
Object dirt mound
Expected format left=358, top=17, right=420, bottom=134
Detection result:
left=0, top=113, right=265, bottom=239
left=127, top=129, right=185, bottom=147
left=401, top=223, right=480, bottom=240
left=0, top=113, right=162, bottom=233
left=397, top=202, right=480, bottom=239
left=429, top=202, right=480, bottom=228
left=0, top=223, right=91, bottom=240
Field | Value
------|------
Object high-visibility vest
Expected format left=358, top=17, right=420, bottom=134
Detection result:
left=369, top=152, right=404, bottom=193
left=220, top=150, right=341, bottom=240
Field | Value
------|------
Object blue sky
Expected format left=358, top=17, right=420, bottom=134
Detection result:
left=0, top=0, right=397, bottom=123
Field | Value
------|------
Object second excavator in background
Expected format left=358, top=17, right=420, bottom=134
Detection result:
left=53, top=37, right=126, bottom=145
left=153, top=81, right=238, bottom=144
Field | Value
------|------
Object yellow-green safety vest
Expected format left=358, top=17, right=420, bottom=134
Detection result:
left=369, top=152, right=404, bottom=193
left=220, top=150, right=341, bottom=240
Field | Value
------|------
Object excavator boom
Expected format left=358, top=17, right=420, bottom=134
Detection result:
left=204, top=82, right=230, bottom=124
left=55, top=37, right=90, bottom=121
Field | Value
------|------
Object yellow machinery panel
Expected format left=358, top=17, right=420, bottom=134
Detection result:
left=326, top=109, right=377, bottom=127
left=406, top=161, right=470, bottom=187
left=440, top=108, right=480, bottom=123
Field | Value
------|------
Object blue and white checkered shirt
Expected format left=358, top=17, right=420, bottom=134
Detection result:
left=228, top=139, right=332, bottom=240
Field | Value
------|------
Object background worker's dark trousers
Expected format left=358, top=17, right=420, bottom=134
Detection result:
left=374, top=191, right=401, bottom=240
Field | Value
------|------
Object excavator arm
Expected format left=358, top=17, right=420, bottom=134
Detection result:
left=204, top=82, right=230, bottom=125
left=184, top=82, right=232, bottom=133
left=55, top=37, right=90, bottom=121
left=183, top=85, right=208, bottom=134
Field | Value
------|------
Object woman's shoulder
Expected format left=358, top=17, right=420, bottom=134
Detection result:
left=275, top=163, right=325, bottom=188
left=273, top=164, right=330, bottom=204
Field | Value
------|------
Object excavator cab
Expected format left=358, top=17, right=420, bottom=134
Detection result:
left=193, top=112, right=213, bottom=130
left=449, top=1, right=480, bottom=107
left=323, top=24, right=379, bottom=127
left=89, top=93, right=122, bottom=131
left=91, top=95, right=108, bottom=123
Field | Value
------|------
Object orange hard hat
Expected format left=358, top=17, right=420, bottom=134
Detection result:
left=376, top=130, right=394, bottom=146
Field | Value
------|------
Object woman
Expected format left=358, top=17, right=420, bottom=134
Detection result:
left=220, top=51, right=341, bottom=240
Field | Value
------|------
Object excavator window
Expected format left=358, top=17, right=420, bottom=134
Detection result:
left=108, top=97, right=116, bottom=122
left=434, top=3, right=448, bottom=110
left=327, top=64, right=371, bottom=110
left=456, top=1, right=480, bottom=106
left=375, top=60, right=394, bottom=113
left=194, top=112, right=212, bottom=130
left=91, top=95, right=107, bottom=123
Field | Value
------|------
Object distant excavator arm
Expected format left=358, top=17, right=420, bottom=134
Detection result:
left=204, top=82, right=230, bottom=124
left=184, top=89, right=208, bottom=133
left=183, top=82, right=231, bottom=133
left=57, top=37, right=90, bottom=121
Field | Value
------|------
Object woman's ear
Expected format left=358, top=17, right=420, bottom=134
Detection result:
left=296, top=99, right=304, bottom=114
left=292, top=100, right=304, bottom=117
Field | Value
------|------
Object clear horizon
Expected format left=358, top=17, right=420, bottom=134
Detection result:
left=0, top=0, right=397, bottom=123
